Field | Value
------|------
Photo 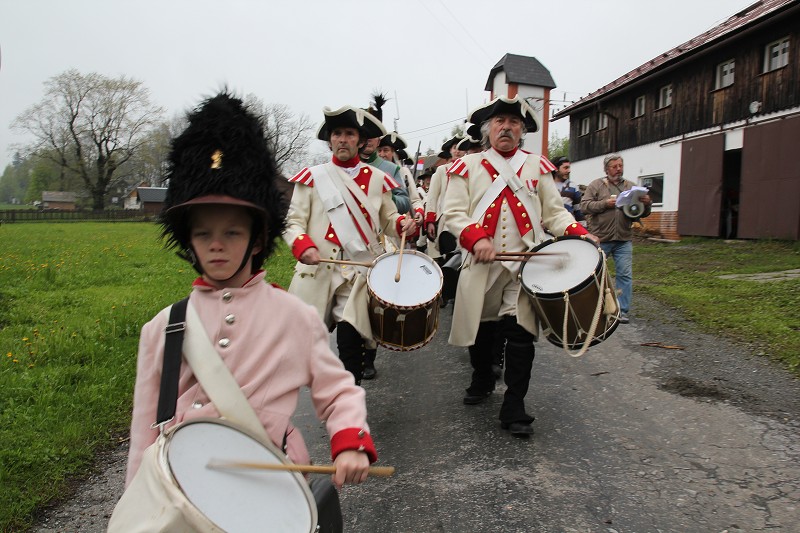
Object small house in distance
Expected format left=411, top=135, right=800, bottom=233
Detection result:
left=137, top=187, right=167, bottom=216
left=41, top=191, right=77, bottom=211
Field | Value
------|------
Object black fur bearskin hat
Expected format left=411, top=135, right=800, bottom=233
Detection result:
left=160, top=91, right=286, bottom=272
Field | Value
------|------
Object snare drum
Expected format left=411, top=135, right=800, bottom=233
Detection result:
left=164, top=419, right=317, bottom=533
left=366, top=250, right=443, bottom=351
left=519, top=236, right=620, bottom=350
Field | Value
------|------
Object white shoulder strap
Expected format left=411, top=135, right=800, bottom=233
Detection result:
left=183, top=302, right=268, bottom=440
left=483, top=149, right=546, bottom=243
left=309, top=164, right=377, bottom=263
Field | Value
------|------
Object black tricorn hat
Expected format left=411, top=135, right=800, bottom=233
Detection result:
left=467, top=95, right=539, bottom=132
left=160, top=91, right=286, bottom=269
left=457, top=123, right=482, bottom=151
left=379, top=131, right=408, bottom=151
left=316, top=106, right=387, bottom=141
left=438, top=133, right=465, bottom=158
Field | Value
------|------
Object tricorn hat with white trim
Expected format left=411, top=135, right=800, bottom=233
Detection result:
left=378, top=131, right=408, bottom=151
left=467, top=95, right=539, bottom=132
left=316, top=106, right=387, bottom=141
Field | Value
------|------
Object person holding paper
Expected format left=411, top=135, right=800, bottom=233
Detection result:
left=580, top=153, right=652, bottom=324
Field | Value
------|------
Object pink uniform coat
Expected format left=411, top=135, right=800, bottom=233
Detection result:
left=126, top=272, right=375, bottom=485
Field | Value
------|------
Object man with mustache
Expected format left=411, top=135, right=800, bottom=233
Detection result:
left=444, top=95, right=597, bottom=437
left=285, top=106, right=418, bottom=384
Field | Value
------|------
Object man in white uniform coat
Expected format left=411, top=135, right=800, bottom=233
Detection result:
left=444, top=96, right=597, bottom=436
left=285, top=106, right=417, bottom=383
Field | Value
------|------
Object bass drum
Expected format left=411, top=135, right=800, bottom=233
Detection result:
left=519, top=236, right=620, bottom=350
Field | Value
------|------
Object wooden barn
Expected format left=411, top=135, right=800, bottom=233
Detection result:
left=553, top=0, right=800, bottom=240
left=41, top=191, right=77, bottom=211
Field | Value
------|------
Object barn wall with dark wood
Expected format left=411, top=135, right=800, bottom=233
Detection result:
left=568, top=8, right=800, bottom=161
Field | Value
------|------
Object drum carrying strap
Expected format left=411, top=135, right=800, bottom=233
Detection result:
left=154, top=298, right=268, bottom=440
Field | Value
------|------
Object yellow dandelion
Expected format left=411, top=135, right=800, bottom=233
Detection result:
left=22, top=337, right=29, bottom=341
left=6, top=352, right=11, bottom=358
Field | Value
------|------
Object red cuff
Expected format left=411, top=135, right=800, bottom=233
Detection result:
left=414, top=207, right=424, bottom=218
left=395, top=215, right=407, bottom=236
left=459, top=222, right=490, bottom=252
left=330, top=427, right=377, bottom=463
left=564, top=222, right=588, bottom=236
left=425, top=212, right=437, bottom=224
left=291, top=234, right=317, bottom=259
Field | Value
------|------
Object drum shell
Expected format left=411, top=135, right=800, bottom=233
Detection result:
left=366, top=251, right=443, bottom=351
left=519, top=236, right=619, bottom=350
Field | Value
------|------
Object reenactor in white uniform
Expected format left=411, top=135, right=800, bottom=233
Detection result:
left=443, top=96, right=596, bottom=436
left=284, top=106, right=418, bottom=384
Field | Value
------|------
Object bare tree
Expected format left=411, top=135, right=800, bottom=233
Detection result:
left=12, top=69, right=164, bottom=210
left=244, top=94, right=314, bottom=176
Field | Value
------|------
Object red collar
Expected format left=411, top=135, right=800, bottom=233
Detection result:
left=495, top=147, right=518, bottom=158
left=332, top=155, right=360, bottom=168
left=192, top=270, right=263, bottom=288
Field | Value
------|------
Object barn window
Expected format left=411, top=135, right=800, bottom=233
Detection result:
left=579, top=117, right=591, bottom=136
left=764, top=37, right=789, bottom=72
left=633, top=96, right=646, bottom=118
left=657, top=85, right=672, bottom=109
left=715, top=59, right=735, bottom=89
left=640, top=174, right=663, bottom=206
left=597, top=113, right=608, bottom=131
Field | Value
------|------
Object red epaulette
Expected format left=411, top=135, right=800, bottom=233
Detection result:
left=539, top=156, right=556, bottom=175
left=447, top=158, right=468, bottom=178
left=288, top=167, right=314, bottom=186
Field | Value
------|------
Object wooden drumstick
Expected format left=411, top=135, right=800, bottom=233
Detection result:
left=317, top=258, right=374, bottom=268
left=206, top=460, right=396, bottom=477
left=493, top=251, right=566, bottom=257
left=394, top=230, right=407, bottom=282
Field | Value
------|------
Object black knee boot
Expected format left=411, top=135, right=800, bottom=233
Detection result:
left=363, top=348, right=377, bottom=380
left=464, top=320, right=499, bottom=404
left=498, top=316, right=536, bottom=426
left=336, top=321, right=365, bottom=385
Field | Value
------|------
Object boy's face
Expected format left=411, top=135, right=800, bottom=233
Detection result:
left=189, top=204, right=262, bottom=288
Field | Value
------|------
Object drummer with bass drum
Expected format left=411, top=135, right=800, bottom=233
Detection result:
left=443, top=95, right=597, bottom=437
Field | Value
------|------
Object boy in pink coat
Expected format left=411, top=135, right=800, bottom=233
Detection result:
left=125, top=92, right=377, bottom=490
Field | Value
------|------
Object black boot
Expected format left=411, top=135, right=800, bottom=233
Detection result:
left=491, top=327, right=505, bottom=380
left=363, top=348, right=377, bottom=380
left=336, top=321, right=365, bottom=385
left=498, top=316, right=536, bottom=436
left=463, top=321, right=499, bottom=404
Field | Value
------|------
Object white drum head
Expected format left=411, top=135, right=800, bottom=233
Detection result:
left=166, top=420, right=315, bottom=533
left=519, top=238, right=600, bottom=295
left=368, top=252, right=442, bottom=306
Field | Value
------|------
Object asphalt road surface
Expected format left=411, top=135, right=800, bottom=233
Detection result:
left=33, top=296, right=800, bottom=532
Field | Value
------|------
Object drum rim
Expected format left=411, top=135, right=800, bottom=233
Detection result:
left=519, top=235, right=602, bottom=298
left=157, top=417, right=318, bottom=533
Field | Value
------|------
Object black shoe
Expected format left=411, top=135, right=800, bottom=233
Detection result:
left=362, top=366, right=377, bottom=380
left=501, top=422, right=534, bottom=437
left=463, top=390, right=492, bottom=405
left=491, top=364, right=503, bottom=380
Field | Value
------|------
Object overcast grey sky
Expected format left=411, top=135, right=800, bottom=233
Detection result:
left=0, top=0, right=755, bottom=173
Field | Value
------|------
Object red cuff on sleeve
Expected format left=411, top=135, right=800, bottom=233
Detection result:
left=395, top=215, right=407, bottom=236
left=425, top=212, right=437, bottom=224
left=291, top=234, right=317, bottom=259
left=330, top=427, right=378, bottom=463
left=564, top=223, right=588, bottom=236
left=459, top=222, right=490, bottom=252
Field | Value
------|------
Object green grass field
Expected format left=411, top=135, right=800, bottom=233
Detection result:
left=0, top=224, right=797, bottom=531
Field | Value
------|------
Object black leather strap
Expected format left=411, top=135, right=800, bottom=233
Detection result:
left=155, top=297, right=189, bottom=425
